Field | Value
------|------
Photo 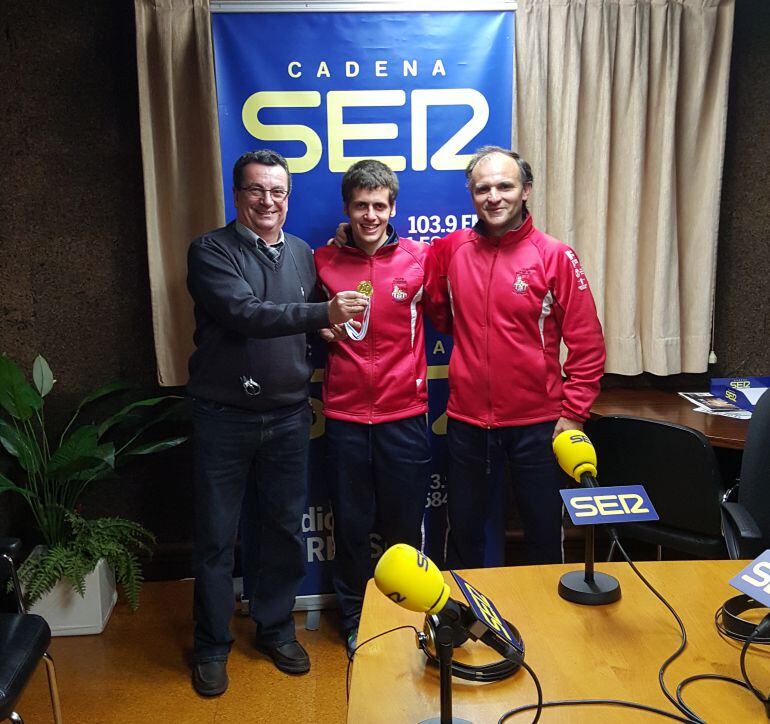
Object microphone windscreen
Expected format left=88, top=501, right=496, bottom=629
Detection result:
left=374, top=543, right=450, bottom=614
left=552, top=430, right=598, bottom=482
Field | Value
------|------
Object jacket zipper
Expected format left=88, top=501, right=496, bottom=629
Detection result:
left=485, top=247, right=499, bottom=428
left=368, top=255, right=375, bottom=424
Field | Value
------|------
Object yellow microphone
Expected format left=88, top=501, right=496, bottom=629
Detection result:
left=374, top=544, right=526, bottom=668
left=553, top=430, right=598, bottom=487
left=374, top=543, right=451, bottom=614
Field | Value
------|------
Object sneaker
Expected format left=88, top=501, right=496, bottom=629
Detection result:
left=254, top=639, right=311, bottom=674
left=192, top=659, right=228, bottom=696
left=346, top=628, right=358, bottom=657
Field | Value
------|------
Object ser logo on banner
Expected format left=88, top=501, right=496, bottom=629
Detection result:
left=560, top=485, right=659, bottom=526
left=242, top=88, right=489, bottom=173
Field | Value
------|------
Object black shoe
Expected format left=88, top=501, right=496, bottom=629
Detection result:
left=346, top=628, right=358, bottom=658
left=254, top=639, right=310, bottom=674
left=192, top=659, right=228, bottom=696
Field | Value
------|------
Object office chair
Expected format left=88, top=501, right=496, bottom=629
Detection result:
left=722, top=391, right=770, bottom=559
left=0, top=538, right=62, bottom=724
left=585, top=415, right=756, bottom=560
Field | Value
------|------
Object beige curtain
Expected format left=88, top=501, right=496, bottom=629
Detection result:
left=516, top=0, right=734, bottom=374
left=135, top=0, right=224, bottom=386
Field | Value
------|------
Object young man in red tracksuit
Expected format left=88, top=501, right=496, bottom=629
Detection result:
left=315, top=160, right=438, bottom=654
left=427, top=146, right=606, bottom=567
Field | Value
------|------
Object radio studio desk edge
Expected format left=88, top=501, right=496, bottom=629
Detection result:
left=347, top=560, right=761, bottom=723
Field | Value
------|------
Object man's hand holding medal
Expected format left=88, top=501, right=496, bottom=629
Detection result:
left=321, top=281, right=372, bottom=343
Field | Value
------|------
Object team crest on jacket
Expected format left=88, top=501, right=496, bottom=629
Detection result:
left=513, top=269, right=531, bottom=295
left=391, top=278, right=408, bottom=302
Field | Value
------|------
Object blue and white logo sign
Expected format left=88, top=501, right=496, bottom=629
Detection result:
left=730, top=551, right=770, bottom=609
left=451, top=570, right=523, bottom=654
left=560, top=485, right=659, bottom=526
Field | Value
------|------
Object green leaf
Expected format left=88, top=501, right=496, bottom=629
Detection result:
left=0, top=419, right=41, bottom=473
left=47, top=426, right=115, bottom=480
left=70, top=463, right=118, bottom=482
left=60, top=380, right=134, bottom=445
left=123, top=436, right=188, bottom=456
left=98, top=396, right=179, bottom=438
left=0, top=354, right=42, bottom=420
left=0, top=471, right=35, bottom=500
left=32, top=355, right=56, bottom=397
left=63, top=442, right=117, bottom=482
left=78, top=380, right=133, bottom=409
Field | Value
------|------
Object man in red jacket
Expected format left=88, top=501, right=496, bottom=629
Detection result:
left=315, top=160, right=438, bottom=656
left=428, top=146, right=606, bottom=567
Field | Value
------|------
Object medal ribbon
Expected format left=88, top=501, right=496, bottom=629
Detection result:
left=345, top=280, right=373, bottom=341
left=344, top=302, right=371, bottom=341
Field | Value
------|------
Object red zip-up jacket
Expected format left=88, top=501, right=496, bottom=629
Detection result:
left=427, top=215, right=605, bottom=428
left=315, top=228, right=439, bottom=424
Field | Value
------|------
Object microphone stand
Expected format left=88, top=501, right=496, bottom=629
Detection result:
left=558, top=473, right=621, bottom=606
left=420, top=621, right=472, bottom=724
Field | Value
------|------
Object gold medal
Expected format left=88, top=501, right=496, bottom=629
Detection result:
left=347, top=281, right=373, bottom=341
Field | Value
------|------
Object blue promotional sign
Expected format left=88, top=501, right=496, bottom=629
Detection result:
left=560, top=485, right=659, bottom=526
left=710, top=377, right=770, bottom=413
left=729, top=551, right=770, bottom=609
left=451, top=570, right=523, bottom=654
left=212, top=9, right=515, bottom=600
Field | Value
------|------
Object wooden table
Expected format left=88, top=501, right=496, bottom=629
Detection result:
left=348, top=560, right=764, bottom=723
left=592, top=388, right=749, bottom=450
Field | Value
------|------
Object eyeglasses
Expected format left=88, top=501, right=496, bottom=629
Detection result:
left=239, top=185, right=289, bottom=201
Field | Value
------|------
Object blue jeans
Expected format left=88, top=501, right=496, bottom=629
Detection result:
left=191, top=398, right=310, bottom=662
left=324, top=415, right=431, bottom=632
left=446, top=418, right=566, bottom=568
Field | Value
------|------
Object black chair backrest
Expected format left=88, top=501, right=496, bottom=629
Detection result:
left=586, top=415, right=724, bottom=537
left=737, top=391, right=770, bottom=536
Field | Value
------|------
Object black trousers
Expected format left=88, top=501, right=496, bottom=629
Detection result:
left=446, top=418, right=566, bottom=568
left=191, top=398, right=310, bottom=662
left=324, top=415, right=431, bottom=632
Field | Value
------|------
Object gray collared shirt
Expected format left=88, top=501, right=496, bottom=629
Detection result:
left=236, top=221, right=285, bottom=263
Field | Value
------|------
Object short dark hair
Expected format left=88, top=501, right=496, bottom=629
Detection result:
left=465, top=146, right=534, bottom=188
left=341, top=159, right=399, bottom=205
left=232, top=149, right=292, bottom=193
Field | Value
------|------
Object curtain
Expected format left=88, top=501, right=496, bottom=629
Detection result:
left=135, top=0, right=224, bottom=386
left=515, top=0, right=735, bottom=374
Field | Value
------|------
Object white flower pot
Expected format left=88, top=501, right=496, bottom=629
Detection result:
left=27, top=547, right=118, bottom=636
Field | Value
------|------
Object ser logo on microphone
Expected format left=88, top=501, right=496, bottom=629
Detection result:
left=451, top=571, right=522, bottom=653
left=386, top=590, right=407, bottom=604
left=730, top=551, right=770, bottom=609
left=569, top=433, right=591, bottom=444
left=560, top=484, right=659, bottom=526
left=383, top=551, right=429, bottom=601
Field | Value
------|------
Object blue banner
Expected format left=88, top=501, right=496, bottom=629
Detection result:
left=213, top=10, right=515, bottom=599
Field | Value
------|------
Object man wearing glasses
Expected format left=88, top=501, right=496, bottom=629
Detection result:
left=186, top=149, right=368, bottom=696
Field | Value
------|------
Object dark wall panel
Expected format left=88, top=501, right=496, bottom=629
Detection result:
left=0, top=3, right=192, bottom=566
left=714, top=0, right=770, bottom=377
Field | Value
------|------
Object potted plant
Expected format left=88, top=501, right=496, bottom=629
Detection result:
left=0, top=353, right=186, bottom=633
